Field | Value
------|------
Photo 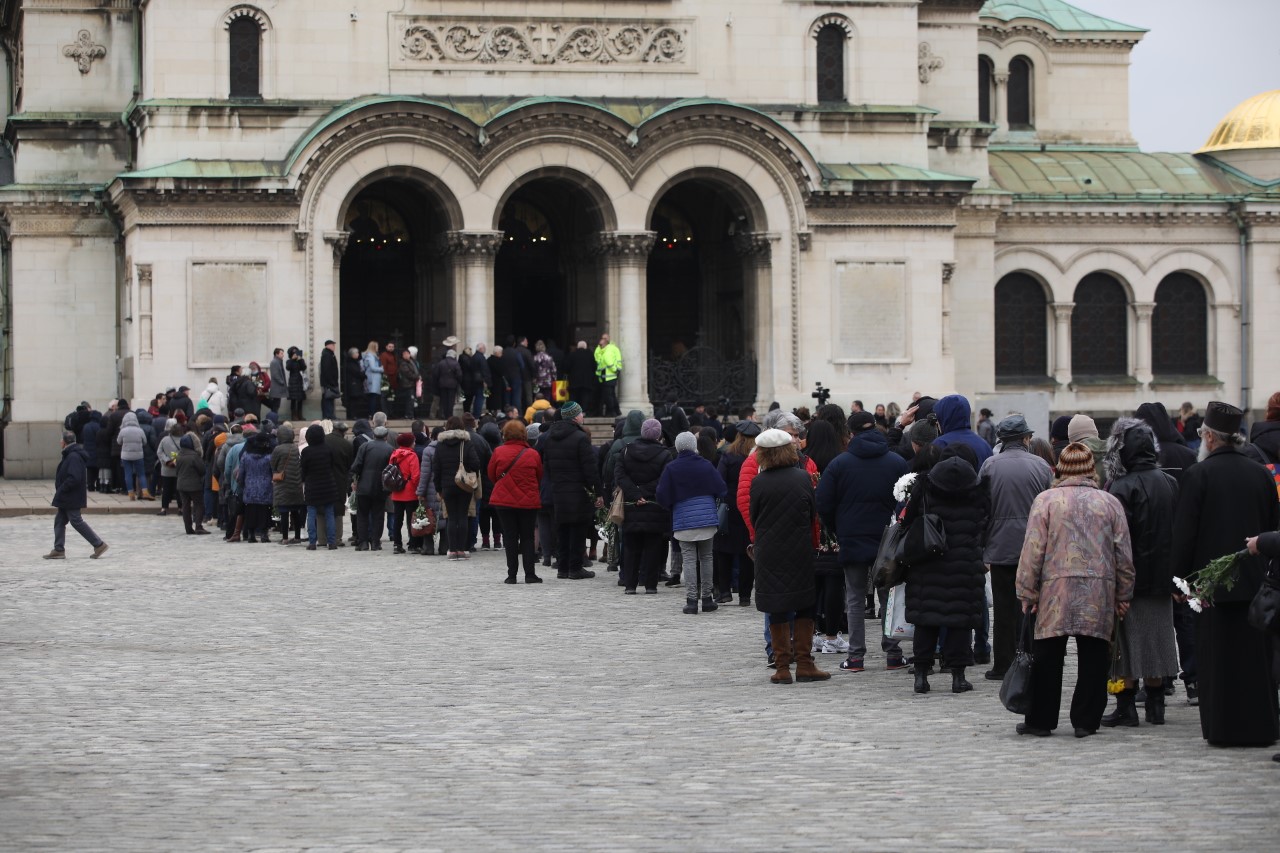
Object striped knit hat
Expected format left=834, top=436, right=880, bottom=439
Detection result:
left=1055, top=442, right=1096, bottom=480
left=561, top=401, right=583, bottom=420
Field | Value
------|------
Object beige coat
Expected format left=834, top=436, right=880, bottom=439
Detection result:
left=1016, top=477, right=1135, bottom=641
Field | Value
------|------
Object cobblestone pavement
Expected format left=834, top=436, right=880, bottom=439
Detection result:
left=1, top=514, right=1276, bottom=852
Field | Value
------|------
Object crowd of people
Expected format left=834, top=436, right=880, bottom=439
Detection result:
left=47, top=372, right=1280, bottom=760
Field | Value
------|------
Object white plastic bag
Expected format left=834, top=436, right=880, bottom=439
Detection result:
left=883, top=583, right=915, bottom=640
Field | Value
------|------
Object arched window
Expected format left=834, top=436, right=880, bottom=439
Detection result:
left=1007, top=56, right=1033, bottom=129
left=229, top=16, right=262, bottom=99
left=1152, top=273, right=1208, bottom=376
left=1072, top=273, right=1128, bottom=377
left=978, top=56, right=994, bottom=124
left=816, top=24, right=846, bottom=104
left=994, top=273, right=1049, bottom=382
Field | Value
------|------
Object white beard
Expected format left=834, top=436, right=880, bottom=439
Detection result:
left=1197, top=440, right=1211, bottom=463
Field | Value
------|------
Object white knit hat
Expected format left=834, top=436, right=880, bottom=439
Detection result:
left=755, top=428, right=792, bottom=449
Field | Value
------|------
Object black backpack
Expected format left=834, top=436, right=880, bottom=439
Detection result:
left=381, top=461, right=406, bottom=492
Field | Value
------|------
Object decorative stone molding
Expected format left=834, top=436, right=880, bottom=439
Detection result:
left=732, top=231, right=779, bottom=260
left=918, top=43, right=945, bottom=84
left=795, top=231, right=812, bottom=252
left=62, top=30, right=106, bottom=75
left=136, top=264, right=154, bottom=359
left=941, top=262, right=956, bottom=356
left=293, top=230, right=309, bottom=252
left=397, top=18, right=692, bottom=69
left=809, top=14, right=853, bottom=39
left=981, top=24, right=1143, bottom=51
left=434, top=230, right=504, bottom=258
left=322, top=230, right=350, bottom=262
left=0, top=202, right=115, bottom=238
left=224, top=5, right=270, bottom=30
left=590, top=231, right=656, bottom=260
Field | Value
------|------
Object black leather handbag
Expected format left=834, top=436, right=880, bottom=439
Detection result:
left=1000, top=613, right=1036, bottom=715
left=1247, top=560, right=1280, bottom=636
left=899, top=491, right=946, bottom=568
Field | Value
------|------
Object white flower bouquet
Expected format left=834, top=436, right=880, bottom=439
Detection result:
left=1174, top=549, right=1248, bottom=612
left=892, top=472, right=917, bottom=504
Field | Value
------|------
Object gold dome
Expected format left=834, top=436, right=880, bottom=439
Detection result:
left=1199, top=90, right=1280, bottom=153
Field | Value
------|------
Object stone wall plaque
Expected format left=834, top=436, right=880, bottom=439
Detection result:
left=188, top=262, right=268, bottom=367
left=832, top=261, right=908, bottom=362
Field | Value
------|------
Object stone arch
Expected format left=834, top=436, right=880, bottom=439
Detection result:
left=479, top=152, right=624, bottom=233
left=994, top=246, right=1068, bottom=299
left=808, top=15, right=857, bottom=105
left=1145, top=247, right=1234, bottom=305
left=994, top=271, right=1053, bottom=383
left=217, top=5, right=273, bottom=99
left=1061, top=249, right=1142, bottom=302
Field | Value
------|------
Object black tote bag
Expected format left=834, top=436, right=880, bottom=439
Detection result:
left=999, top=612, right=1036, bottom=715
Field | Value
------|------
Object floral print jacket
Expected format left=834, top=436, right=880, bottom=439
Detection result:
left=1016, top=477, right=1135, bottom=641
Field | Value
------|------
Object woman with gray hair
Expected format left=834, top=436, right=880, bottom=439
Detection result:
left=1101, top=418, right=1181, bottom=727
left=657, top=431, right=727, bottom=614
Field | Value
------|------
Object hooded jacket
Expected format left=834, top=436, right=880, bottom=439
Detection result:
left=53, top=442, right=91, bottom=510
left=815, top=428, right=909, bottom=563
left=603, top=410, right=645, bottom=492
left=1249, top=419, right=1280, bottom=465
left=116, top=411, right=147, bottom=462
left=929, top=395, right=993, bottom=467
left=202, top=382, right=228, bottom=417
left=299, top=424, right=337, bottom=506
left=541, top=419, right=602, bottom=522
left=1105, top=420, right=1179, bottom=597
left=614, top=437, right=674, bottom=534
left=1134, top=402, right=1198, bottom=482
left=903, top=457, right=990, bottom=629
left=389, top=445, right=421, bottom=502
left=325, top=430, right=354, bottom=497
left=432, top=429, right=481, bottom=499
left=270, top=424, right=305, bottom=506
left=237, top=432, right=275, bottom=505
left=175, top=437, right=206, bottom=492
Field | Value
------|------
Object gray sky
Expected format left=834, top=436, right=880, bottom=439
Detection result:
left=1079, top=0, right=1280, bottom=152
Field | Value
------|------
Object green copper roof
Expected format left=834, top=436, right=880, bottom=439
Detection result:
left=118, top=160, right=283, bottom=180
left=819, top=163, right=975, bottom=184
left=979, top=0, right=1145, bottom=33
left=989, top=150, right=1261, bottom=200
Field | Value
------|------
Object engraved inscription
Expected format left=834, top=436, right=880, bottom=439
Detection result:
left=833, top=261, right=907, bottom=361
left=189, top=262, right=268, bottom=366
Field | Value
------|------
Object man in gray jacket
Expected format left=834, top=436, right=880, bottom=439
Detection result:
left=978, top=414, right=1053, bottom=680
left=268, top=348, right=287, bottom=414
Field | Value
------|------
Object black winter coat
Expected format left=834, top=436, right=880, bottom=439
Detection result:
left=299, top=425, right=337, bottom=506
left=432, top=357, right=461, bottom=391
left=229, top=376, right=260, bottom=418
left=1172, top=445, right=1280, bottom=604
left=1106, top=426, right=1179, bottom=597
left=715, top=451, right=750, bottom=554
left=1135, top=402, right=1198, bottom=483
left=53, top=443, right=91, bottom=509
left=815, top=429, right=909, bottom=564
left=902, top=457, right=989, bottom=629
left=320, top=347, right=340, bottom=390
left=615, top=438, right=673, bottom=534
left=286, top=357, right=307, bottom=400
left=326, top=432, right=354, bottom=496
left=1250, top=420, right=1280, bottom=465
left=542, top=419, right=602, bottom=523
left=175, top=446, right=206, bottom=492
left=351, top=438, right=394, bottom=498
left=433, top=429, right=481, bottom=499
left=565, top=348, right=596, bottom=388
left=749, top=464, right=816, bottom=614
left=343, top=356, right=365, bottom=404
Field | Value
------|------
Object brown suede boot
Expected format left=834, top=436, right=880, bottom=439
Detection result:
left=140, top=489, right=155, bottom=501
left=769, top=622, right=793, bottom=684
left=227, top=517, right=244, bottom=543
left=793, top=618, right=832, bottom=682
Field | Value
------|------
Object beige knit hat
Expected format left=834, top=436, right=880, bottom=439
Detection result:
left=1067, top=413, right=1098, bottom=443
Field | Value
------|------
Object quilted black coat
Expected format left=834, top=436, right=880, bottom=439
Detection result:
left=542, top=419, right=602, bottom=523
left=615, top=438, right=673, bottom=534
left=749, top=464, right=816, bottom=614
left=903, top=456, right=989, bottom=629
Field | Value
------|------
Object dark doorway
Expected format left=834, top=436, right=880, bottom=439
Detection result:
left=646, top=179, right=754, bottom=406
left=494, top=178, right=605, bottom=351
left=339, top=179, right=450, bottom=354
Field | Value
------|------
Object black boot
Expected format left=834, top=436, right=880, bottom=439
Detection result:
left=701, top=596, right=718, bottom=612
left=951, top=667, right=973, bottom=694
left=914, top=668, right=931, bottom=694
left=683, top=598, right=698, bottom=615
left=1145, top=683, right=1166, bottom=724
left=1101, top=688, right=1140, bottom=727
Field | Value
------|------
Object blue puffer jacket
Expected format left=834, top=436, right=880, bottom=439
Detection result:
left=815, top=428, right=909, bottom=563
left=657, top=449, right=727, bottom=532
left=237, top=434, right=275, bottom=505
left=929, top=395, right=993, bottom=467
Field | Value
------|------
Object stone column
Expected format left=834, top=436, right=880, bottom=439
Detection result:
left=941, top=262, right=956, bottom=357
left=992, top=71, right=1009, bottom=135
left=594, top=231, right=656, bottom=412
left=1133, top=301, right=1157, bottom=385
left=735, top=232, right=778, bottom=406
left=438, top=231, right=503, bottom=348
left=1051, top=302, right=1074, bottom=386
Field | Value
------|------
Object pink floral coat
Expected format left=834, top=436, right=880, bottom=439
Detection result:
left=1016, top=477, right=1135, bottom=641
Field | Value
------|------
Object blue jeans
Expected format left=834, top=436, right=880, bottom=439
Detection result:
left=122, top=458, right=146, bottom=494
left=763, top=612, right=795, bottom=656
left=307, top=503, right=336, bottom=546
left=842, top=562, right=901, bottom=661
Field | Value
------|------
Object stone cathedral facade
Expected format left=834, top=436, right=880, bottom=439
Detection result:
left=0, top=0, right=1277, bottom=474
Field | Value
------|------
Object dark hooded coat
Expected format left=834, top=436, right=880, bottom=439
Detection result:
left=1135, top=402, right=1198, bottom=483
left=1105, top=421, right=1179, bottom=598
left=541, top=419, right=601, bottom=523
left=299, top=424, right=337, bottom=506
left=930, top=395, right=993, bottom=466
left=614, top=437, right=673, bottom=534
left=902, top=457, right=989, bottom=629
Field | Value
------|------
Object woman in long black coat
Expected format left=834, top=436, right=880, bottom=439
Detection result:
left=902, top=453, right=989, bottom=695
left=299, top=423, right=337, bottom=549
left=286, top=347, right=307, bottom=421
left=343, top=348, right=365, bottom=418
left=433, top=416, right=482, bottom=559
left=749, top=429, right=827, bottom=685
left=615, top=419, right=673, bottom=593
left=715, top=424, right=760, bottom=604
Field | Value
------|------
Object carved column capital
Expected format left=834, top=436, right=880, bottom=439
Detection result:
left=941, top=261, right=956, bottom=286
left=1132, top=301, right=1157, bottom=320
left=135, top=263, right=152, bottom=285
left=323, top=230, right=350, bottom=262
left=434, top=230, right=504, bottom=259
left=993, top=71, right=1010, bottom=86
left=1051, top=301, right=1075, bottom=321
left=591, top=231, right=656, bottom=263
left=293, top=230, right=309, bottom=252
left=733, top=231, right=780, bottom=261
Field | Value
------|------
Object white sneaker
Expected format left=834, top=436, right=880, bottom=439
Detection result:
left=821, top=636, right=850, bottom=654
left=812, top=635, right=823, bottom=654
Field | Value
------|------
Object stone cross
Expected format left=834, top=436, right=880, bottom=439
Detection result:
left=63, top=30, right=106, bottom=74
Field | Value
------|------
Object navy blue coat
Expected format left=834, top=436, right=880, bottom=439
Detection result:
left=815, top=429, right=908, bottom=564
left=657, top=449, right=726, bottom=531
left=930, top=395, right=993, bottom=467
left=53, top=443, right=91, bottom=510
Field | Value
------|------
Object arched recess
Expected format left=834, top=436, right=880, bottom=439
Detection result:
left=807, top=15, right=856, bottom=106
left=1007, top=55, right=1034, bottom=129
left=1072, top=272, right=1130, bottom=378
left=994, top=272, right=1051, bottom=383
left=978, top=55, right=994, bottom=123
left=217, top=5, right=273, bottom=99
left=1152, top=272, right=1210, bottom=377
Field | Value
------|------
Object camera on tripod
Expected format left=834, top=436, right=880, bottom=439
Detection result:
left=811, top=382, right=831, bottom=408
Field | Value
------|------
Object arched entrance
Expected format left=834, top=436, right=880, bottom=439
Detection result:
left=646, top=178, right=758, bottom=407
left=494, top=177, right=608, bottom=351
left=339, top=178, right=452, bottom=353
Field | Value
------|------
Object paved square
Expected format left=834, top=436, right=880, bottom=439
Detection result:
left=1, top=514, right=1276, bottom=851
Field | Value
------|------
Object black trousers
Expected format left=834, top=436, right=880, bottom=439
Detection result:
left=738, top=553, right=756, bottom=601
left=496, top=507, right=538, bottom=577
left=990, top=564, right=1019, bottom=674
left=356, top=494, right=386, bottom=545
left=816, top=570, right=846, bottom=636
left=277, top=505, right=304, bottom=540
left=912, top=624, right=974, bottom=669
left=557, top=520, right=588, bottom=574
left=622, top=530, right=667, bottom=590
left=537, top=510, right=556, bottom=563
left=599, top=379, right=619, bottom=416
left=713, top=549, right=733, bottom=596
left=180, top=489, right=204, bottom=532
left=443, top=490, right=471, bottom=553
left=1026, top=634, right=1111, bottom=733
left=391, top=499, right=417, bottom=547
left=244, top=503, right=272, bottom=538
left=159, top=476, right=178, bottom=510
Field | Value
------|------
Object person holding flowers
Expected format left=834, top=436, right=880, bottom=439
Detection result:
left=1016, top=442, right=1135, bottom=738
left=1171, top=401, right=1280, bottom=748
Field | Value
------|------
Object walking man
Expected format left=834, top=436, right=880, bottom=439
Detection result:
left=594, top=333, right=622, bottom=417
left=45, top=430, right=108, bottom=560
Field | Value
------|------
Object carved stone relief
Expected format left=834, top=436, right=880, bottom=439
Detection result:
left=62, top=30, right=106, bottom=74
left=397, top=18, right=692, bottom=69
left=918, top=43, right=945, bottom=84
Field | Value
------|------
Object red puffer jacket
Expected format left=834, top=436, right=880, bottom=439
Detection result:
left=389, top=447, right=420, bottom=502
left=486, top=440, right=543, bottom=510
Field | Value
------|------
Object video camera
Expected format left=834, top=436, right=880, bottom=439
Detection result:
left=811, top=382, right=831, bottom=408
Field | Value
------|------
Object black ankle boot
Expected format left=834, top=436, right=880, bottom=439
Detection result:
left=683, top=598, right=698, bottom=614
left=951, top=667, right=973, bottom=693
left=1101, top=688, right=1140, bottom=727
left=1145, top=684, right=1166, bottom=724
left=914, top=669, right=930, bottom=694
left=701, top=596, right=718, bottom=612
